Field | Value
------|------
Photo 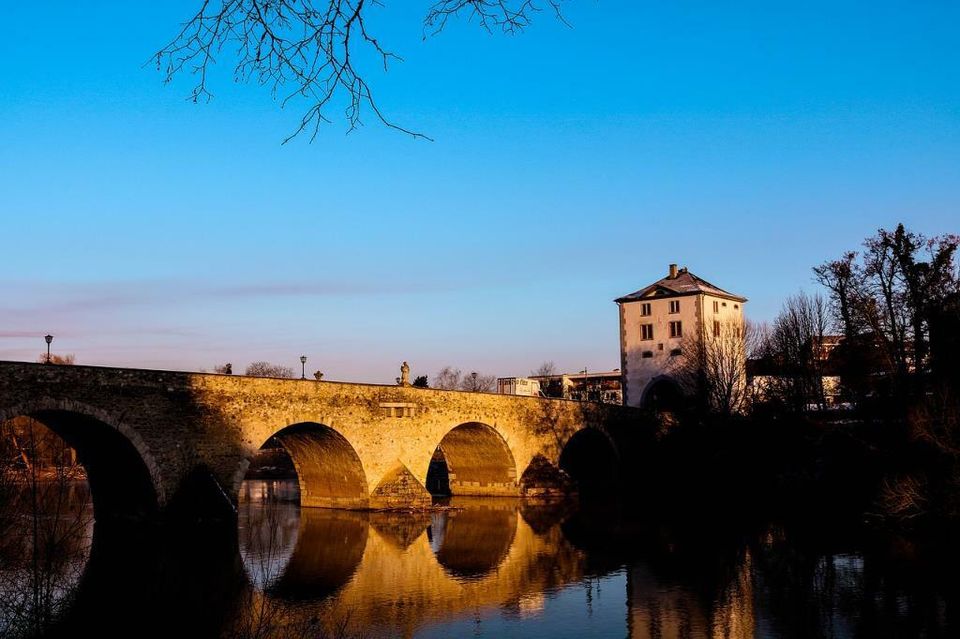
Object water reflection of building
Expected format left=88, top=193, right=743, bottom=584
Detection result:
left=627, top=551, right=755, bottom=639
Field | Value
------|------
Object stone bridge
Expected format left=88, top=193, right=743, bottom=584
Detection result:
left=0, top=361, right=642, bottom=520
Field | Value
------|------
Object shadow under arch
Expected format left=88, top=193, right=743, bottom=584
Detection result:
left=641, top=375, right=684, bottom=412
left=264, top=422, right=369, bottom=509
left=426, top=422, right=518, bottom=497
left=559, top=427, right=621, bottom=499
left=1, top=401, right=160, bottom=521
left=429, top=498, right=518, bottom=580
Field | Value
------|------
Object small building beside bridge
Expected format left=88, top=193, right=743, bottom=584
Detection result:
left=497, top=371, right=623, bottom=405
left=616, top=264, right=747, bottom=409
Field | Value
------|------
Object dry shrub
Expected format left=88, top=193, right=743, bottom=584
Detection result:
left=876, top=474, right=929, bottom=523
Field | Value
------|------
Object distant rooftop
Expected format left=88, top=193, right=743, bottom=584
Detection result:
left=530, top=370, right=621, bottom=381
left=498, top=370, right=622, bottom=383
left=615, top=264, right=747, bottom=304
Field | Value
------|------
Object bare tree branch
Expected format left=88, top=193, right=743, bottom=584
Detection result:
left=669, top=317, right=753, bottom=416
left=154, top=0, right=569, bottom=141
left=424, top=0, right=568, bottom=36
left=531, top=361, right=556, bottom=377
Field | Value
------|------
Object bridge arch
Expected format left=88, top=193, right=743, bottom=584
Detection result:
left=559, top=427, right=621, bottom=498
left=426, top=422, right=518, bottom=497
left=251, top=422, right=369, bottom=509
left=0, top=399, right=162, bottom=521
left=641, top=375, right=684, bottom=412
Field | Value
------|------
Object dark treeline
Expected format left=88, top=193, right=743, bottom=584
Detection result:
left=630, top=223, right=960, bottom=532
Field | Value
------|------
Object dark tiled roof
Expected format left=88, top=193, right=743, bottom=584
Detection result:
left=615, top=269, right=747, bottom=304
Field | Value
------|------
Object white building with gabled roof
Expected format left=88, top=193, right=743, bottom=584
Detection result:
left=615, top=264, right=747, bottom=409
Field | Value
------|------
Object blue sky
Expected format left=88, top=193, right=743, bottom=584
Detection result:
left=1, top=1, right=958, bottom=382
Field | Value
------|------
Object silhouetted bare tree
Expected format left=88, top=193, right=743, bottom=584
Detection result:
left=754, top=293, right=831, bottom=412
left=156, top=1, right=568, bottom=141
left=814, top=224, right=960, bottom=405
left=432, top=366, right=461, bottom=390
left=813, top=251, right=863, bottom=339
left=432, top=366, right=495, bottom=391
left=245, top=362, right=296, bottom=378
left=670, top=318, right=754, bottom=416
left=531, top=361, right=557, bottom=377
left=460, top=371, right=496, bottom=393
left=0, top=418, right=92, bottom=637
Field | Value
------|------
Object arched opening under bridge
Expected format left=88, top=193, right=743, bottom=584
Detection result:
left=425, top=422, right=518, bottom=497
left=559, top=428, right=620, bottom=499
left=641, top=377, right=684, bottom=413
left=0, top=409, right=158, bottom=522
left=0, top=407, right=160, bottom=635
left=244, top=422, right=369, bottom=510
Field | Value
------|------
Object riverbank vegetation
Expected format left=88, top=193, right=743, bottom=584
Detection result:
left=646, top=223, right=960, bottom=533
left=0, top=418, right=93, bottom=638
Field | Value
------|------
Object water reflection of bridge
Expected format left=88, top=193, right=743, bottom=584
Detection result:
left=19, top=480, right=952, bottom=638
left=233, top=480, right=762, bottom=639
left=237, top=493, right=589, bottom=638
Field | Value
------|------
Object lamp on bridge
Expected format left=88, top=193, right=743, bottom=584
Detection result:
left=44, top=334, right=53, bottom=364
left=300, top=355, right=307, bottom=380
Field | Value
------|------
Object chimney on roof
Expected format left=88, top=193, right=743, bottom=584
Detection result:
left=669, top=263, right=678, bottom=279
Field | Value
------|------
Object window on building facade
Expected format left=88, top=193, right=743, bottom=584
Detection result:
left=642, top=351, right=653, bottom=358
left=670, top=348, right=682, bottom=356
left=669, top=321, right=682, bottom=338
left=641, top=324, right=654, bottom=340
left=669, top=300, right=680, bottom=314
left=641, top=302, right=651, bottom=316
left=713, top=320, right=720, bottom=337
left=713, top=300, right=719, bottom=313
left=734, top=304, right=739, bottom=310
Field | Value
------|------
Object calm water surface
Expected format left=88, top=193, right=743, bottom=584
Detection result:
left=233, top=480, right=959, bottom=638
left=3, top=479, right=959, bottom=638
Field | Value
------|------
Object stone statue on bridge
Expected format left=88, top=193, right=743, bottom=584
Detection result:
left=397, top=361, right=411, bottom=387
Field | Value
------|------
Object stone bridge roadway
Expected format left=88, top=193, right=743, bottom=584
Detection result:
left=0, top=362, right=642, bottom=520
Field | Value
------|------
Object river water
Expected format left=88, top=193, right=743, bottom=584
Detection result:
left=2, top=478, right=958, bottom=638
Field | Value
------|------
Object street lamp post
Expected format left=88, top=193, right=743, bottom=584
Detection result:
left=300, top=355, right=307, bottom=380
left=44, top=334, right=53, bottom=364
